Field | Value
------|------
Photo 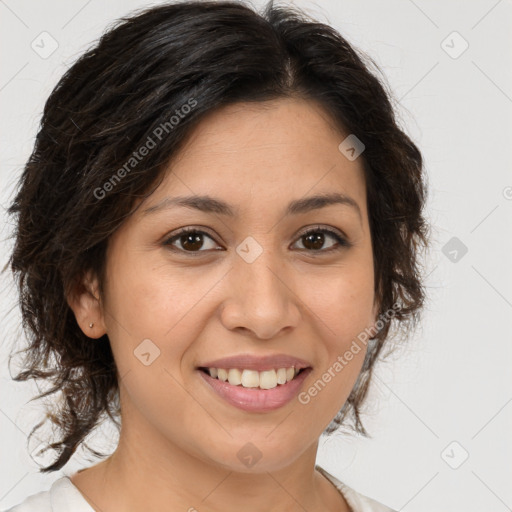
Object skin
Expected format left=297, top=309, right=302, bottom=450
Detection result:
left=68, top=97, right=379, bottom=512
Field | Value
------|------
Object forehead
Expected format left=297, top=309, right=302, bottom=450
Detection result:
left=140, top=98, right=368, bottom=219
left=175, top=97, right=347, bottom=162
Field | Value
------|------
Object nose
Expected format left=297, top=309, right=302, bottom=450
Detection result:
left=219, top=247, right=301, bottom=339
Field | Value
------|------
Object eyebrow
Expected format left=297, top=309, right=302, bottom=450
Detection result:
left=142, top=192, right=362, bottom=222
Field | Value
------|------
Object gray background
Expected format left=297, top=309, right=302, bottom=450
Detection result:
left=1, top=0, right=511, bottom=510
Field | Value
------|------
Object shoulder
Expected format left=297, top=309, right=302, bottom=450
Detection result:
left=3, top=476, right=93, bottom=512
left=2, top=487, right=52, bottom=512
left=5, top=468, right=395, bottom=512
left=316, top=465, right=397, bottom=512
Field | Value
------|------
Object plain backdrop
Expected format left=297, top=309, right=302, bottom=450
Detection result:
left=1, top=1, right=511, bottom=511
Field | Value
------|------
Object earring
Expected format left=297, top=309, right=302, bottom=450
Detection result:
left=89, top=322, right=94, bottom=328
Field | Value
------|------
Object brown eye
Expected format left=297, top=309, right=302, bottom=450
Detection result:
left=164, top=229, right=221, bottom=253
left=294, top=228, right=350, bottom=253
left=302, top=231, right=327, bottom=250
left=163, top=226, right=351, bottom=256
left=178, top=232, right=204, bottom=251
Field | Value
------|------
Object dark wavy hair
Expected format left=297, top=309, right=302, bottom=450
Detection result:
left=5, top=0, right=429, bottom=472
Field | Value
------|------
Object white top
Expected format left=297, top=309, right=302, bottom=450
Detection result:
left=3, top=465, right=396, bottom=512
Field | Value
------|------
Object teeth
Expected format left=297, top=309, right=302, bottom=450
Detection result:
left=207, top=366, right=302, bottom=389
left=276, top=368, right=287, bottom=385
left=259, top=370, right=277, bottom=390
left=241, top=369, right=260, bottom=388
left=228, top=368, right=242, bottom=386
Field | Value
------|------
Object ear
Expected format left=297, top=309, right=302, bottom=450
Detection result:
left=66, top=269, right=107, bottom=339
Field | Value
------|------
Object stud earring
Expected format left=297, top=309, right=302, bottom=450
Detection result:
left=89, top=322, right=94, bottom=328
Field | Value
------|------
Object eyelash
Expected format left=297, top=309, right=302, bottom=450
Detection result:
left=163, top=225, right=351, bottom=256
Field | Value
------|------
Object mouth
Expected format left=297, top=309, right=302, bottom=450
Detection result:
left=197, top=366, right=309, bottom=390
left=196, top=366, right=313, bottom=412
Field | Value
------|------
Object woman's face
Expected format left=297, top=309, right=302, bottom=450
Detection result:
left=93, top=98, right=377, bottom=472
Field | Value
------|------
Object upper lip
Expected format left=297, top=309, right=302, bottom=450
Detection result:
left=197, top=353, right=312, bottom=372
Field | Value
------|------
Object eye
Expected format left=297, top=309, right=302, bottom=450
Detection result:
left=163, top=228, right=222, bottom=254
left=292, top=226, right=351, bottom=253
left=163, top=225, right=351, bottom=255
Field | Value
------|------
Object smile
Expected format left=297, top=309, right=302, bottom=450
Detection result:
left=199, top=366, right=304, bottom=389
left=197, top=367, right=312, bottom=412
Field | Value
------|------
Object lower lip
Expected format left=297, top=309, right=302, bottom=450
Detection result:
left=197, top=368, right=312, bottom=412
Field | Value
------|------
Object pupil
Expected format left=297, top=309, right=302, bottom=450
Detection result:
left=304, top=232, right=324, bottom=250
left=182, top=233, right=203, bottom=251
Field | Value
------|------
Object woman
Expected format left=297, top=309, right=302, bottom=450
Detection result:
left=4, top=1, right=428, bottom=511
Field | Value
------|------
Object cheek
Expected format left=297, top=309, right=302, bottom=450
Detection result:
left=301, top=262, right=375, bottom=341
left=103, top=259, right=216, bottom=377
left=295, top=265, right=372, bottom=410
left=293, top=270, right=372, bottom=432
left=104, top=247, right=186, bottom=333
left=102, top=265, right=207, bottom=432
